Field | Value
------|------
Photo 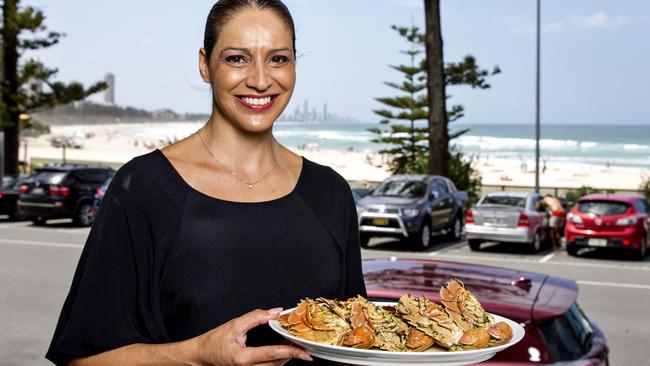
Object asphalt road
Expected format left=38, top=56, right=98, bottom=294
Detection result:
left=1, top=219, right=649, bottom=365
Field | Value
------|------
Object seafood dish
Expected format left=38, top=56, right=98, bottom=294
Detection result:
left=278, top=279, right=514, bottom=352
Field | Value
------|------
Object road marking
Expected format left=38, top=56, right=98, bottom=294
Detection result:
left=577, top=280, right=650, bottom=290
left=0, top=238, right=83, bottom=249
left=539, top=251, right=557, bottom=263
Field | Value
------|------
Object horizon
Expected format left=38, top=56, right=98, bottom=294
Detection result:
left=27, top=0, right=650, bottom=125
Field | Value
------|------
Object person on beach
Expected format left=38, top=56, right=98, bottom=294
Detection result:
left=45, top=1, right=366, bottom=365
left=536, top=195, right=566, bottom=251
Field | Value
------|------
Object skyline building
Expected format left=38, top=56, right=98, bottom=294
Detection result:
left=278, top=99, right=356, bottom=123
left=104, top=73, right=115, bottom=105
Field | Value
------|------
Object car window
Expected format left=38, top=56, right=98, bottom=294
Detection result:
left=32, top=170, right=67, bottom=184
left=481, top=195, right=527, bottom=208
left=372, top=180, right=426, bottom=198
left=351, top=189, right=362, bottom=204
left=538, top=303, right=594, bottom=361
left=433, top=180, right=448, bottom=195
left=75, top=170, right=109, bottom=184
left=578, top=200, right=629, bottom=216
left=634, top=200, right=648, bottom=214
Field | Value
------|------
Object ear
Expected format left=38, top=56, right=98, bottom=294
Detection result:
left=198, top=48, right=211, bottom=83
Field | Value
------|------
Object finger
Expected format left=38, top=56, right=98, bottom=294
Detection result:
left=240, top=345, right=312, bottom=364
left=254, top=360, right=291, bottom=366
left=233, top=308, right=284, bottom=335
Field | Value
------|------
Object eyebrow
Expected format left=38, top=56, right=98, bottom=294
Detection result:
left=220, top=47, right=292, bottom=54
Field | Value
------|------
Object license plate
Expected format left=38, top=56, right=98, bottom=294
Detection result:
left=588, top=238, right=607, bottom=247
left=488, top=218, right=505, bottom=225
left=372, top=218, right=389, bottom=226
left=31, top=187, right=44, bottom=195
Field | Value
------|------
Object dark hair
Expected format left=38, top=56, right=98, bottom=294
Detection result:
left=204, top=0, right=296, bottom=60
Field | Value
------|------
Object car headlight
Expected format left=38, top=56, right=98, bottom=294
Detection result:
left=567, top=213, right=583, bottom=224
left=401, top=208, right=420, bottom=217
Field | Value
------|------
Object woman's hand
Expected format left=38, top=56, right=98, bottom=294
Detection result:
left=192, top=308, right=313, bottom=366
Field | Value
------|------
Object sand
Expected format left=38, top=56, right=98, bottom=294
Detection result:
left=19, top=123, right=648, bottom=192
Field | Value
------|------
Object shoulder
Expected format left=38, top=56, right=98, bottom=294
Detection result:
left=299, top=157, right=352, bottom=199
left=107, top=150, right=177, bottom=203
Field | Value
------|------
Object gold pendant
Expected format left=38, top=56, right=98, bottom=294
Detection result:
left=248, top=184, right=253, bottom=189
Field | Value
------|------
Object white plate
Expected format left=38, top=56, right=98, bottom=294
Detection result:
left=588, top=238, right=607, bottom=247
left=269, top=302, right=525, bottom=366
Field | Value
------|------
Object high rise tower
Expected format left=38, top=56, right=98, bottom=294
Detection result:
left=104, top=73, right=115, bottom=105
left=323, top=103, right=328, bottom=122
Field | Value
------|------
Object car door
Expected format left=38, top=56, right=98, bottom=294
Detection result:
left=429, top=179, right=452, bottom=229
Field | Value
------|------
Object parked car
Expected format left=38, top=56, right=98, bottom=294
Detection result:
left=565, top=194, right=650, bottom=259
left=0, top=175, right=30, bottom=220
left=465, top=192, right=549, bottom=252
left=363, top=258, right=609, bottom=365
left=92, top=176, right=113, bottom=215
left=351, top=186, right=370, bottom=218
left=357, top=175, right=468, bottom=250
left=17, top=164, right=115, bottom=226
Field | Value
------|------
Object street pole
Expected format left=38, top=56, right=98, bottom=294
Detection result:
left=0, top=132, right=5, bottom=182
left=534, top=0, right=541, bottom=194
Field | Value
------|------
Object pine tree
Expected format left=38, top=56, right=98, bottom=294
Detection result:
left=1, top=0, right=106, bottom=175
left=371, top=24, right=499, bottom=197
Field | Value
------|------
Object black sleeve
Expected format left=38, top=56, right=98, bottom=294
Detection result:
left=343, top=188, right=367, bottom=299
left=45, top=178, right=162, bottom=365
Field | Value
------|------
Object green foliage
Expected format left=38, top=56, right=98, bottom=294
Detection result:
left=370, top=25, right=497, bottom=199
left=1, top=0, right=107, bottom=128
left=640, top=174, right=650, bottom=202
left=565, top=186, right=603, bottom=203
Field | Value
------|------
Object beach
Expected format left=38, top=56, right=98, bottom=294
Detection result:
left=20, top=123, right=648, bottom=192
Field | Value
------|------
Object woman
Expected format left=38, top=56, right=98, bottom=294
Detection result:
left=45, top=1, right=366, bottom=365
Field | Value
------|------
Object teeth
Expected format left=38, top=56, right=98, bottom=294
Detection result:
left=242, top=96, right=271, bottom=106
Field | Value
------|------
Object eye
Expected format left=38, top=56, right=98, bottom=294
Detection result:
left=269, top=55, right=291, bottom=67
left=224, top=55, right=249, bottom=66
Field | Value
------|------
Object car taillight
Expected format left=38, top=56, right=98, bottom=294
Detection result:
left=49, top=185, right=70, bottom=197
left=615, top=217, right=638, bottom=226
left=19, top=185, right=28, bottom=194
left=0, top=192, right=3, bottom=199
left=95, top=188, right=105, bottom=198
left=567, top=212, right=583, bottom=224
left=517, top=213, right=530, bottom=227
left=465, top=209, right=474, bottom=224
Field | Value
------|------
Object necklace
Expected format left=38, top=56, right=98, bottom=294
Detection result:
left=197, top=130, right=277, bottom=189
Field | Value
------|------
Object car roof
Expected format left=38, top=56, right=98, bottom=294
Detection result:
left=385, top=175, right=446, bottom=182
left=579, top=194, right=643, bottom=203
left=362, top=258, right=578, bottom=323
left=36, top=163, right=113, bottom=172
left=485, top=191, right=533, bottom=198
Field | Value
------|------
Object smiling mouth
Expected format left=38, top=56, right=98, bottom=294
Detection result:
left=236, top=95, right=278, bottom=112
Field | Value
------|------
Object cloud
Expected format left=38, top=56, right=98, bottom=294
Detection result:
left=544, top=12, right=627, bottom=33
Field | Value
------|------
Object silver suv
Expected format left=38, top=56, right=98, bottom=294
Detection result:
left=357, top=175, right=467, bottom=250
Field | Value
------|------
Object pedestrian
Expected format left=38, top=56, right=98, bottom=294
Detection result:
left=536, top=195, right=565, bottom=251
left=45, top=1, right=365, bottom=365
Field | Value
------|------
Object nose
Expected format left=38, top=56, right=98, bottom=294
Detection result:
left=246, top=61, right=272, bottom=91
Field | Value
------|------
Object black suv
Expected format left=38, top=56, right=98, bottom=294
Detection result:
left=357, top=175, right=468, bottom=250
left=17, top=164, right=115, bottom=226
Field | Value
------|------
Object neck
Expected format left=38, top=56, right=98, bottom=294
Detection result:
left=200, top=113, right=277, bottom=175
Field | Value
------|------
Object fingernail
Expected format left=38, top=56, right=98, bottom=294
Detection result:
left=300, top=354, right=313, bottom=361
left=267, top=307, right=283, bottom=316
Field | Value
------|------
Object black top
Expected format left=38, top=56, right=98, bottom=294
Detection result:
left=46, top=149, right=366, bottom=365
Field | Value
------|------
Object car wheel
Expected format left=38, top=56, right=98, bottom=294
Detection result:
left=447, top=215, right=462, bottom=242
left=567, top=244, right=578, bottom=256
left=412, top=220, right=432, bottom=250
left=530, top=231, right=541, bottom=253
left=359, top=233, right=370, bottom=248
left=75, top=202, right=95, bottom=227
left=468, top=239, right=482, bottom=251
left=32, top=217, right=46, bottom=226
left=636, top=236, right=647, bottom=260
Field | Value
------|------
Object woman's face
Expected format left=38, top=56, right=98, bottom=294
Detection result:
left=200, top=8, right=296, bottom=133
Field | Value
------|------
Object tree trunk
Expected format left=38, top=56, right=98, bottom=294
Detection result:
left=424, top=0, right=448, bottom=176
left=2, top=0, right=20, bottom=175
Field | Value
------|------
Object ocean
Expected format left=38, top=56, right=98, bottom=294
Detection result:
left=119, top=122, right=650, bottom=170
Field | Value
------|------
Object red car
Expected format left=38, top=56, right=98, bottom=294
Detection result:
left=362, top=258, right=609, bottom=365
left=565, top=194, right=650, bottom=259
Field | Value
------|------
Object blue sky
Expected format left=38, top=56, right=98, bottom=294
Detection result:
left=28, top=0, right=650, bottom=124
